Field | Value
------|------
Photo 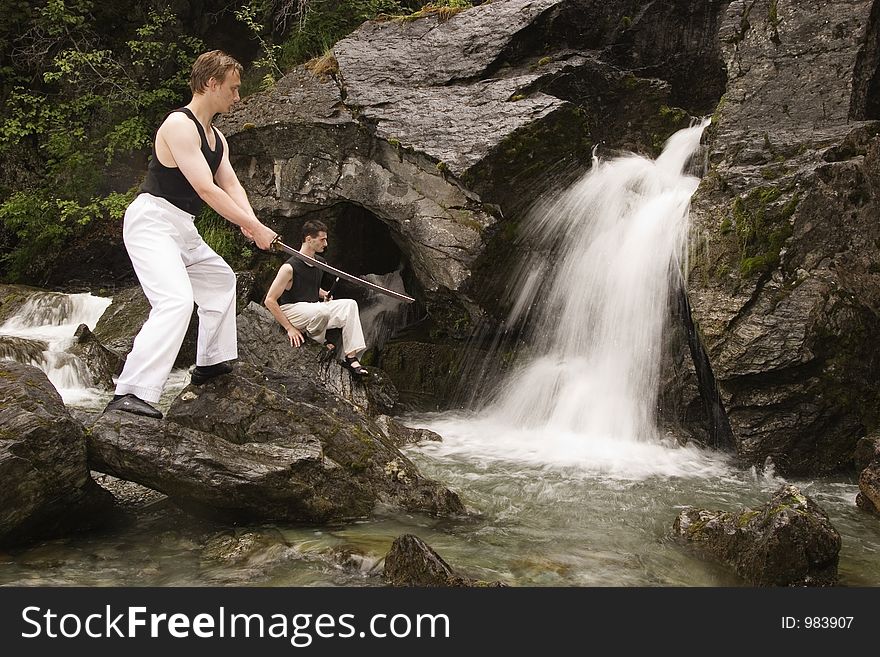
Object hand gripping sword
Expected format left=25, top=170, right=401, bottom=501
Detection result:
left=270, top=236, right=415, bottom=304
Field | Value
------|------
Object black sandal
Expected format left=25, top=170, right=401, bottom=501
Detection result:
left=343, top=356, right=369, bottom=376
left=319, top=340, right=338, bottom=363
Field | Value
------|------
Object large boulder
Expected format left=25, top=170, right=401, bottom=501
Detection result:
left=221, top=0, right=728, bottom=350
left=855, top=431, right=880, bottom=514
left=0, top=360, right=116, bottom=547
left=88, top=359, right=464, bottom=523
left=236, top=302, right=397, bottom=417
left=673, top=484, right=841, bottom=586
left=682, top=0, right=880, bottom=473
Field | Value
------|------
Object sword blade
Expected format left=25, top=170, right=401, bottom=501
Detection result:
left=271, top=239, right=415, bottom=304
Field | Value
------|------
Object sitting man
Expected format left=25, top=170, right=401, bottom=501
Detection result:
left=264, top=220, right=369, bottom=376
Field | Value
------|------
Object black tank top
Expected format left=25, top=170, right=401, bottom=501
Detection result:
left=139, top=107, right=223, bottom=215
left=278, top=256, right=332, bottom=305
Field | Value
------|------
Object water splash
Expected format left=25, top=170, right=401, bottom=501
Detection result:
left=0, top=291, right=112, bottom=401
left=359, top=270, right=414, bottom=351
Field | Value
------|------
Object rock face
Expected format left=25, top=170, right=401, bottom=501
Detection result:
left=384, top=533, right=506, bottom=587
left=685, top=0, right=880, bottom=474
left=0, top=360, right=115, bottom=547
left=88, top=353, right=465, bottom=523
left=236, top=302, right=397, bottom=417
left=855, top=431, right=880, bottom=514
left=70, top=323, right=123, bottom=387
left=221, top=0, right=729, bottom=407
left=673, top=484, right=841, bottom=586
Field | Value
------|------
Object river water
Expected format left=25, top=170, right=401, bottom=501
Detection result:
left=2, top=123, right=879, bottom=586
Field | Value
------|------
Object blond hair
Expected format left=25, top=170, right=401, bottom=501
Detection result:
left=189, top=50, right=243, bottom=94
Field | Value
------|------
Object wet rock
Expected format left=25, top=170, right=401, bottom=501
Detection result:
left=378, top=339, right=464, bottom=411
left=384, top=533, right=506, bottom=587
left=88, top=407, right=372, bottom=523
left=374, top=414, right=442, bottom=447
left=201, top=528, right=294, bottom=566
left=857, top=464, right=880, bottom=515
left=88, top=360, right=464, bottom=524
left=236, top=302, right=397, bottom=417
left=853, top=432, right=880, bottom=471
left=679, top=0, right=880, bottom=474
left=0, top=335, right=47, bottom=365
left=0, top=284, right=44, bottom=325
left=673, top=484, right=841, bottom=586
left=166, top=361, right=464, bottom=517
left=855, top=430, right=880, bottom=514
left=0, top=361, right=116, bottom=547
left=70, top=324, right=123, bottom=388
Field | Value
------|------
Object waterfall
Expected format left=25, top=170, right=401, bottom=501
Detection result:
left=0, top=291, right=112, bottom=402
left=409, top=121, right=720, bottom=476
left=359, top=270, right=414, bottom=351
left=482, top=120, right=710, bottom=442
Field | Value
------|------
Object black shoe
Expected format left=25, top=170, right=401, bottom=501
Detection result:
left=342, top=356, right=369, bottom=376
left=103, top=394, right=163, bottom=419
left=190, top=361, right=234, bottom=385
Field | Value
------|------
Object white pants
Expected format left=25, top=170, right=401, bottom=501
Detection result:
left=281, top=299, right=366, bottom=356
left=115, top=193, right=238, bottom=402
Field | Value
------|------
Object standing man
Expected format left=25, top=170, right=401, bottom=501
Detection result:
left=104, top=50, right=278, bottom=419
left=264, top=220, right=369, bottom=376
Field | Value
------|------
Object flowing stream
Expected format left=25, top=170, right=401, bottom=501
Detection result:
left=1, top=124, right=879, bottom=586
left=0, top=292, right=112, bottom=406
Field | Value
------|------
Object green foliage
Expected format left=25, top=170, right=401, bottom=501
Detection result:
left=0, top=189, right=133, bottom=282
left=0, top=1, right=203, bottom=282
left=236, top=3, right=283, bottom=90
left=278, top=1, right=407, bottom=68
left=195, top=207, right=256, bottom=271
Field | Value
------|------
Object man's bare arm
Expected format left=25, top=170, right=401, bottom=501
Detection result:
left=157, top=116, right=276, bottom=249
left=263, top=264, right=304, bottom=347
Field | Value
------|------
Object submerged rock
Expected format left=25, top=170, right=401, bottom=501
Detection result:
left=0, top=361, right=116, bottom=547
left=384, top=533, right=506, bottom=587
left=673, top=484, right=841, bottom=586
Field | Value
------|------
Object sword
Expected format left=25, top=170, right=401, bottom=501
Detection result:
left=270, top=236, right=415, bottom=304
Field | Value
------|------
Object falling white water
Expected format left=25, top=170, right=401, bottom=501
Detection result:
left=408, top=120, right=720, bottom=477
left=359, top=270, right=412, bottom=351
left=0, top=292, right=112, bottom=404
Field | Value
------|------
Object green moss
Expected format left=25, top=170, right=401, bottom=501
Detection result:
left=730, top=186, right=799, bottom=277
left=736, top=510, right=760, bottom=527
left=537, top=56, right=552, bottom=67
left=619, top=16, right=632, bottom=30
left=622, top=72, right=640, bottom=90
left=711, top=94, right=727, bottom=126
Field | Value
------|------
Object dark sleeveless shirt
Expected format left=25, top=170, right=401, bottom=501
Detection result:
left=139, top=107, right=223, bottom=215
left=278, top=256, right=333, bottom=305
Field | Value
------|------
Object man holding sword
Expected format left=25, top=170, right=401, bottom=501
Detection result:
left=103, top=50, right=278, bottom=419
